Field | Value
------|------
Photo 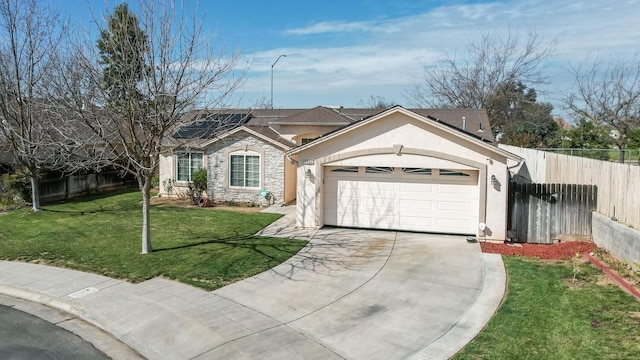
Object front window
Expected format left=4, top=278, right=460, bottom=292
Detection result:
left=230, top=153, right=260, bottom=188
left=176, top=152, right=203, bottom=181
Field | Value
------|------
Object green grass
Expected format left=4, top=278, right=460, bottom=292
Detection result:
left=0, top=189, right=307, bottom=290
left=454, top=257, right=640, bottom=359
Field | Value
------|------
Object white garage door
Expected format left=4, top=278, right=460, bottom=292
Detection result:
left=323, top=166, right=479, bottom=234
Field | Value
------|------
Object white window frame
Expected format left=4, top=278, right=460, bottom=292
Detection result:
left=229, top=151, right=261, bottom=189
left=176, top=152, right=204, bottom=182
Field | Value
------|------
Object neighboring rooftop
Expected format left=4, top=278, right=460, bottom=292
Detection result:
left=173, top=106, right=495, bottom=144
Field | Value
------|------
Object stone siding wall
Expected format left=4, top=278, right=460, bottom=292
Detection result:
left=207, top=132, right=285, bottom=206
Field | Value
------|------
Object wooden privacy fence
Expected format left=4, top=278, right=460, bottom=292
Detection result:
left=500, top=145, right=640, bottom=231
left=508, top=183, right=597, bottom=244
left=39, top=171, right=135, bottom=202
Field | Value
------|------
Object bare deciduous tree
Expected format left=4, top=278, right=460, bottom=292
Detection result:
left=357, top=95, right=395, bottom=110
left=406, top=30, right=556, bottom=135
left=0, top=0, right=68, bottom=211
left=565, top=55, right=640, bottom=163
left=58, top=0, right=245, bottom=254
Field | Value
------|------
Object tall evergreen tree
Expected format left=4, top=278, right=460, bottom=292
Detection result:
left=97, top=3, right=147, bottom=113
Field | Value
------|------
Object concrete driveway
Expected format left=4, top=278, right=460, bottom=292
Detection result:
left=204, top=207, right=505, bottom=359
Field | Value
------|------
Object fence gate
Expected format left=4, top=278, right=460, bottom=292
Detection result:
left=508, top=182, right=597, bottom=244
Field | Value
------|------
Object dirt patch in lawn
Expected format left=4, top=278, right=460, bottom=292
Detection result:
left=150, top=196, right=264, bottom=213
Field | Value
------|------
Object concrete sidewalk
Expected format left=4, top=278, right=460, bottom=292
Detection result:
left=0, top=205, right=505, bottom=360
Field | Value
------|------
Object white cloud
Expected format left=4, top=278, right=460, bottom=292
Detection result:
left=233, top=0, right=640, bottom=115
left=284, top=20, right=400, bottom=35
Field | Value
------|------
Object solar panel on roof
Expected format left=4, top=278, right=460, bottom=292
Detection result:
left=173, top=113, right=251, bottom=138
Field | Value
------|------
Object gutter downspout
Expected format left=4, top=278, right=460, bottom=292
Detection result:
left=286, top=153, right=298, bottom=165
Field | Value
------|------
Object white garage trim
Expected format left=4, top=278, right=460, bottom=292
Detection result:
left=324, top=166, right=480, bottom=234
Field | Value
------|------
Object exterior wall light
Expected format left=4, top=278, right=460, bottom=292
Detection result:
left=305, top=169, right=312, bottom=178
left=491, top=174, right=497, bottom=186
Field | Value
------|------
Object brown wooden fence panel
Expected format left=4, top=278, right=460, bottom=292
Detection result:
left=501, top=145, right=640, bottom=231
left=508, top=182, right=597, bottom=244
left=39, top=171, right=135, bottom=202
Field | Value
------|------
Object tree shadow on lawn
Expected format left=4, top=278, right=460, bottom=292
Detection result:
left=155, top=229, right=395, bottom=283
left=153, top=234, right=304, bottom=263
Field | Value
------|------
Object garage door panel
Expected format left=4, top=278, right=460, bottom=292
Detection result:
left=354, top=216, right=395, bottom=228
left=399, top=199, right=435, bottom=211
left=437, top=199, right=475, bottom=211
left=361, top=181, right=395, bottom=191
left=437, top=217, right=475, bottom=231
left=324, top=168, right=479, bottom=234
left=399, top=192, right=436, bottom=202
left=398, top=213, right=434, bottom=225
left=338, top=203, right=395, bottom=216
left=437, top=183, right=475, bottom=194
left=400, top=183, right=435, bottom=193
left=360, top=200, right=395, bottom=211
left=335, top=212, right=395, bottom=228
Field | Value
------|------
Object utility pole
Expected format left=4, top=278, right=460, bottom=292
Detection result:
left=271, top=54, right=286, bottom=109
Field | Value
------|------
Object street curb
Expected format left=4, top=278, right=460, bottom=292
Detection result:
left=0, top=284, right=145, bottom=358
left=0, top=284, right=88, bottom=318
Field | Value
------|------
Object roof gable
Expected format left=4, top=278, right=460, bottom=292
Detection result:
left=199, top=125, right=294, bottom=150
left=287, top=106, right=518, bottom=160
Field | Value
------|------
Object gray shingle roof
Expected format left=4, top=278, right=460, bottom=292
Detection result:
left=268, top=106, right=355, bottom=125
left=172, top=106, right=495, bottom=147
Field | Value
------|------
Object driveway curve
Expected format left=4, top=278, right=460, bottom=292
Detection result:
left=204, top=208, right=506, bottom=359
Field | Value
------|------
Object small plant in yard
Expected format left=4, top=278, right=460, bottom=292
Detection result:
left=187, top=168, right=207, bottom=205
left=595, top=249, right=640, bottom=282
left=151, top=173, right=160, bottom=189
left=572, top=250, right=581, bottom=283
left=0, top=171, right=30, bottom=207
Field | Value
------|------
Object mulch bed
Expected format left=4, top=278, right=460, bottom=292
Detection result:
left=480, top=241, right=598, bottom=260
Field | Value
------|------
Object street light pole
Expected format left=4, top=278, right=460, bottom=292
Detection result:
left=271, top=54, right=286, bottom=109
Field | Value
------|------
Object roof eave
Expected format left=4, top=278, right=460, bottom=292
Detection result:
left=270, top=121, right=351, bottom=126
left=200, top=126, right=292, bottom=150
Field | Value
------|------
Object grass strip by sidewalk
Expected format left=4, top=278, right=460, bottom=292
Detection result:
left=0, top=190, right=307, bottom=290
left=454, top=257, right=640, bottom=359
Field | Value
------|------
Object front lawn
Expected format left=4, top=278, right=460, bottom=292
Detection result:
left=454, top=257, right=640, bottom=359
left=0, top=190, right=306, bottom=290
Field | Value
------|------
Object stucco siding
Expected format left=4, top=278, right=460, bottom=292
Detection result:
left=275, top=124, right=342, bottom=143
left=294, top=110, right=512, bottom=240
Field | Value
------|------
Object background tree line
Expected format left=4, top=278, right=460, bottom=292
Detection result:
left=407, top=30, right=640, bottom=163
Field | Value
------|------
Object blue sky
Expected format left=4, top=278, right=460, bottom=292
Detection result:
left=55, top=0, right=640, bottom=118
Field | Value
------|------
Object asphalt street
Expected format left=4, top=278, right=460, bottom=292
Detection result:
left=0, top=304, right=110, bottom=360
